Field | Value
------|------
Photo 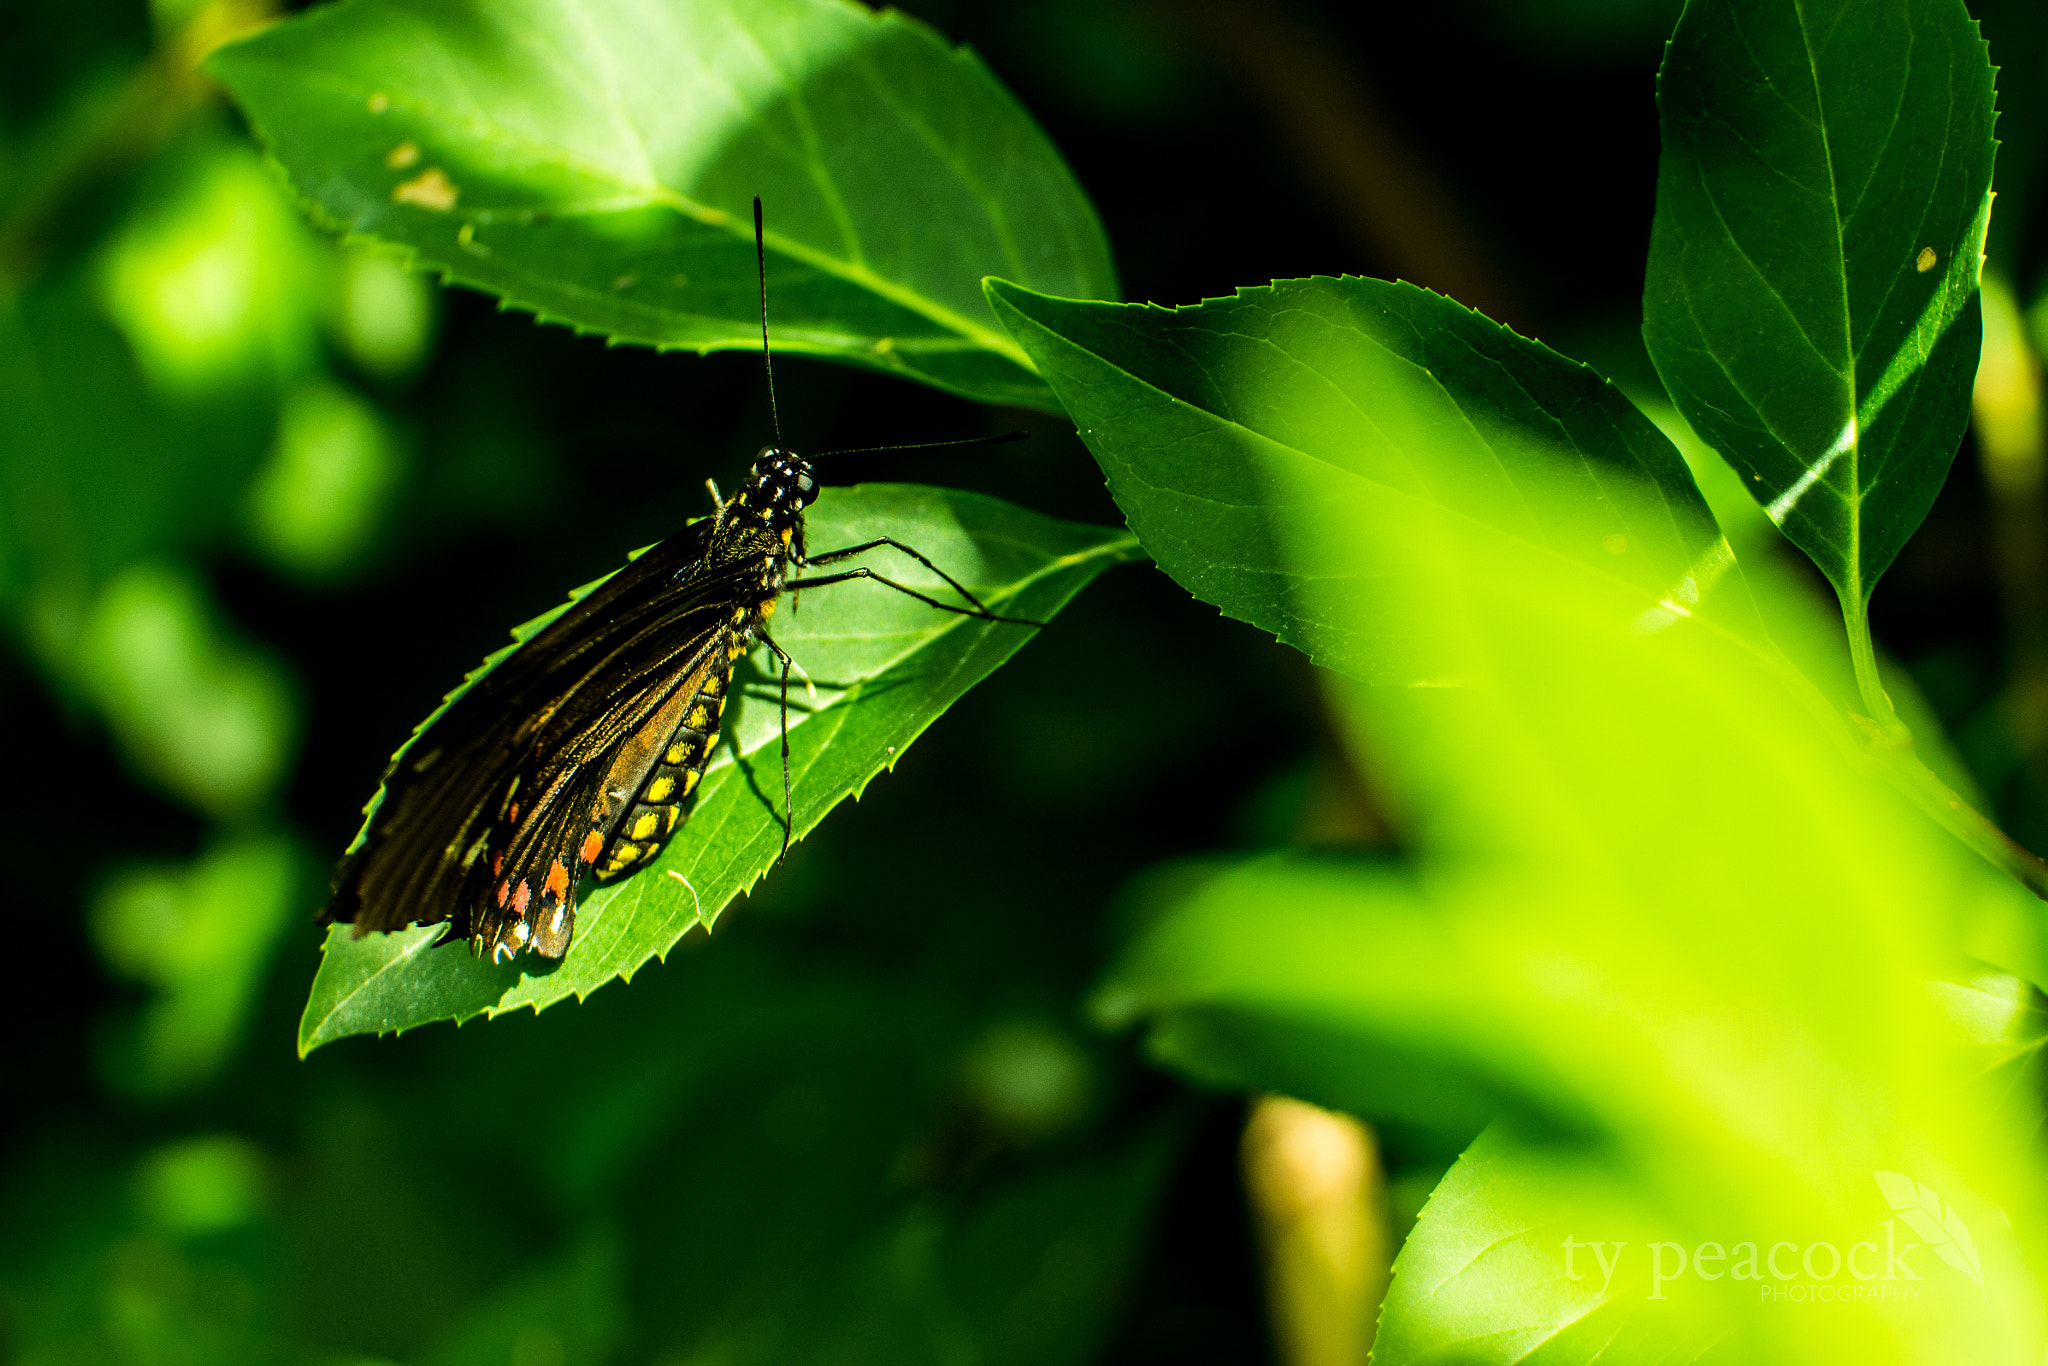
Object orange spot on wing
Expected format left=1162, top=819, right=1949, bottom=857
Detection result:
left=511, top=881, right=533, bottom=914
left=492, top=850, right=504, bottom=876
left=580, top=829, right=604, bottom=864
left=545, top=858, right=569, bottom=900
left=496, top=879, right=510, bottom=908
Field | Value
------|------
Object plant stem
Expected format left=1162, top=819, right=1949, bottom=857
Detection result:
left=1882, top=747, right=2048, bottom=900
left=1839, top=587, right=1908, bottom=739
left=1837, top=579, right=2048, bottom=896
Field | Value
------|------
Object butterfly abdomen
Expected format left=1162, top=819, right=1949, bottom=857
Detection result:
left=592, top=651, right=738, bottom=879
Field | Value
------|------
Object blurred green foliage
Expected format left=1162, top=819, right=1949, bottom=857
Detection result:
left=8, top=0, right=2048, bottom=1364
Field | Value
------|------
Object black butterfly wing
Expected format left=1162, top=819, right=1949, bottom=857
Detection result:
left=324, top=519, right=759, bottom=955
left=464, top=629, right=735, bottom=960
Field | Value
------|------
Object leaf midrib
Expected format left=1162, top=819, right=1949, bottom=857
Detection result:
left=701, top=523, right=1139, bottom=771
left=1791, top=0, right=1865, bottom=604
left=302, top=927, right=444, bottom=1050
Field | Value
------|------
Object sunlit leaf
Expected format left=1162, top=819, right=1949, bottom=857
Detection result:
left=208, top=0, right=1115, bottom=409
left=1642, top=0, right=1996, bottom=607
left=1375, top=1129, right=1731, bottom=1365
left=299, top=484, right=1141, bottom=1051
left=1012, top=266, right=2048, bottom=1357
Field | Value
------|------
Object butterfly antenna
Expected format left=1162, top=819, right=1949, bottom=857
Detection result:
left=754, top=195, right=782, bottom=445
left=810, top=431, right=1030, bottom=460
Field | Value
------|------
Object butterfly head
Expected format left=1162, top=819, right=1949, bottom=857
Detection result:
left=738, top=446, right=818, bottom=532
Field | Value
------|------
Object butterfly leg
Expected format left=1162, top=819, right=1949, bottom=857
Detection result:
left=805, top=537, right=1007, bottom=618
left=759, top=631, right=796, bottom=858
left=785, top=565, right=1043, bottom=627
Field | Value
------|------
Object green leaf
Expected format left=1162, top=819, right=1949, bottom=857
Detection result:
left=298, top=483, right=1140, bottom=1052
left=1374, top=1129, right=1731, bottom=1365
left=1092, top=857, right=1572, bottom=1156
left=1642, top=0, right=1996, bottom=607
left=1026, top=267, right=2048, bottom=1354
left=207, top=0, right=1114, bottom=410
left=986, top=275, right=1768, bottom=687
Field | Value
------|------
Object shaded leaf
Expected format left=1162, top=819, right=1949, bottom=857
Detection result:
left=299, top=483, right=1140, bottom=1051
left=986, top=274, right=1769, bottom=687
left=208, top=0, right=1115, bottom=409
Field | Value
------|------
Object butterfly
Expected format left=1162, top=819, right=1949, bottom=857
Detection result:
left=321, top=199, right=1032, bottom=963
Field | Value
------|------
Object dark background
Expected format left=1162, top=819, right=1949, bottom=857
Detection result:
left=4, top=0, right=2046, bottom=1359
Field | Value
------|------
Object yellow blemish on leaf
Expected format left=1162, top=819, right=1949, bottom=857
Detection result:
left=385, top=141, right=420, bottom=169
left=612, top=274, right=635, bottom=290
left=1602, top=533, right=1627, bottom=555
left=367, top=92, right=389, bottom=114
left=392, top=167, right=458, bottom=211
left=671, top=273, right=689, bottom=287
left=1916, top=247, right=1938, bottom=273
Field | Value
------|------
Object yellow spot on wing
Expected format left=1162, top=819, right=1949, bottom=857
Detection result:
left=687, top=705, right=710, bottom=729
left=630, top=812, right=661, bottom=841
left=665, top=740, right=694, bottom=765
left=645, top=776, right=676, bottom=803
